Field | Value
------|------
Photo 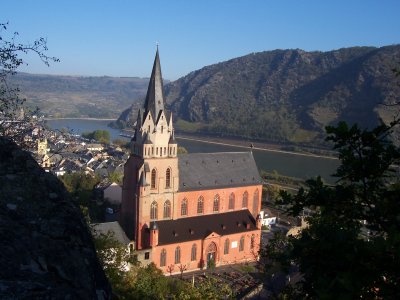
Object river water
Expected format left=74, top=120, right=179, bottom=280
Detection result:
left=46, top=119, right=339, bottom=181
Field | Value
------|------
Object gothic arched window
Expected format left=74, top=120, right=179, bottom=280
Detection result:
left=160, top=249, right=166, bottom=267
left=165, top=168, right=171, bottom=188
left=151, top=168, right=157, bottom=189
left=253, top=189, right=259, bottom=215
left=163, top=200, right=171, bottom=219
left=229, top=192, right=235, bottom=210
left=150, top=201, right=158, bottom=220
left=242, top=191, right=248, bottom=208
left=181, top=198, right=188, bottom=216
left=224, top=239, right=230, bottom=255
left=191, top=244, right=197, bottom=261
left=175, top=246, right=181, bottom=264
left=239, top=236, right=245, bottom=252
left=197, top=196, right=204, bottom=214
left=213, top=194, right=220, bottom=212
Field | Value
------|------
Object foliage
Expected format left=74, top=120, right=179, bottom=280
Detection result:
left=194, top=276, right=233, bottom=299
left=108, top=171, right=123, bottom=185
left=93, top=230, right=135, bottom=284
left=59, top=172, right=103, bottom=221
left=82, top=129, right=110, bottom=144
left=0, top=22, right=58, bottom=143
left=11, top=73, right=149, bottom=118
left=165, top=46, right=400, bottom=146
left=177, top=146, right=188, bottom=154
left=260, top=169, right=305, bottom=188
left=264, top=120, right=400, bottom=299
left=93, top=232, right=233, bottom=299
left=112, top=138, right=130, bottom=148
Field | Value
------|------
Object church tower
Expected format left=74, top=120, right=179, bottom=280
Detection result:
left=121, top=48, right=179, bottom=250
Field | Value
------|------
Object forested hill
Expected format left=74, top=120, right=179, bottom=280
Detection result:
left=165, top=45, right=400, bottom=146
left=10, top=73, right=150, bottom=118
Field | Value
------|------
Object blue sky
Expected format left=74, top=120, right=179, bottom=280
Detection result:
left=3, top=0, right=399, bottom=80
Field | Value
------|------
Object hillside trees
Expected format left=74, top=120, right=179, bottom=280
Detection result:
left=93, top=231, right=234, bottom=299
left=0, top=22, right=58, bottom=142
left=264, top=119, right=400, bottom=298
left=82, top=129, right=110, bottom=144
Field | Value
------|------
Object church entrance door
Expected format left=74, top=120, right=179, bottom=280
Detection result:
left=206, top=242, right=217, bottom=269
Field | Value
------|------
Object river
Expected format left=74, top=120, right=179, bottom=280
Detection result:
left=46, top=119, right=339, bottom=181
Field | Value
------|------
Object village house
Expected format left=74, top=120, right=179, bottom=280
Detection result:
left=94, top=180, right=122, bottom=205
left=120, top=49, right=263, bottom=274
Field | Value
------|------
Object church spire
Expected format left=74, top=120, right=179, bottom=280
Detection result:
left=143, top=47, right=165, bottom=121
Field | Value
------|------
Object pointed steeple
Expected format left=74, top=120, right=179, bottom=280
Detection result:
left=144, top=47, right=165, bottom=121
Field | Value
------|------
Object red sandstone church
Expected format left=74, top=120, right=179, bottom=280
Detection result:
left=120, top=49, right=263, bottom=274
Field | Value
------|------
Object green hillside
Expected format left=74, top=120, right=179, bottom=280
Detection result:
left=10, top=73, right=150, bottom=118
left=164, top=45, right=400, bottom=146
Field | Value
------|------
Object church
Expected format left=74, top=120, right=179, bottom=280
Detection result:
left=120, top=49, right=263, bottom=274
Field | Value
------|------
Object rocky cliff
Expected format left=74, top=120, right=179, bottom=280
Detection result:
left=0, top=137, right=110, bottom=299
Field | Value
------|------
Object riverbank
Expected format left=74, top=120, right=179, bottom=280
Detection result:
left=177, top=135, right=338, bottom=160
left=44, top=117, right=117, bottom=121
left=46, top=118, right=339, bottom=180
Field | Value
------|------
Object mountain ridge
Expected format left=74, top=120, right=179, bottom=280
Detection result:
left=10, top=73, right=152, bottom=118
left=163, top=45, right=400, bottom=146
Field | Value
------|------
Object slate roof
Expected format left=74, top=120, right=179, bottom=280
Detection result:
left=92, top=221, right=130, bottom=245
left=143, top=48, right=165, bottom=121
left=178, top=152, right=262, bottom=191
left=151, top=209, right=258, bottom=246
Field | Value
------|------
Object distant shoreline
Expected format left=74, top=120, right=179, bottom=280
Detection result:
left=45, top=118, right=337, bottom=160
left=177, top=136, right=338, bottom=160
left=44, top=117, right=117, bottom=121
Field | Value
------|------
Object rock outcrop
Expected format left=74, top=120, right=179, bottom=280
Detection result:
left=0, top=137, right=110, bottom=299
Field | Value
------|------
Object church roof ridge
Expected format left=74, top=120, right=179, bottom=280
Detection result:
left=178, top=152, right=262, bottom=191
left=151, top=210, right=257, bottom=246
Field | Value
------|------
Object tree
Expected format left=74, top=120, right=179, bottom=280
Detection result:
left=266, top=120, right=400, bottom=299
left=178, top=264, right=187, bottom=279
left=0, top=22, right=58, bottom=143
left=177, top=146, right=188, bottom=154
left=82, top=129, right=110, bottom=144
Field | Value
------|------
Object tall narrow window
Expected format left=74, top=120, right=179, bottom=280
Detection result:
left=151, top=169, right=157, bottom=189
left=191, top=244, right=197, bottom=261
left=239, top=236, right=245, bottom=252
left=160, top=249, right=166, bottom=267
left=150, top=201, right=158, bottom=220
left=161, top=126, right=164, bottom=133
left=224, top=239, right=230, bottom=255
left=253, top=189, right=259, bottom=215
left=213, top=194, right=220, bottom=212
left=197, top=196, right=204, bottom=214
left=229, top=193, right=235, bottom=210
left=251, top=234, right=255, bottom=250
left=242, top=191, right=248, bottom=208
left=166, top=168, right=171, bottom=188
left=181, top=198, right=188, bottom=216
left=175, top=246, right=181, bottom=264
left=163, top=200, right=171, bottom=219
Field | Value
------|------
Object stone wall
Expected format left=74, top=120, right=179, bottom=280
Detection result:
left=0, top=138, right=110, bottom=299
